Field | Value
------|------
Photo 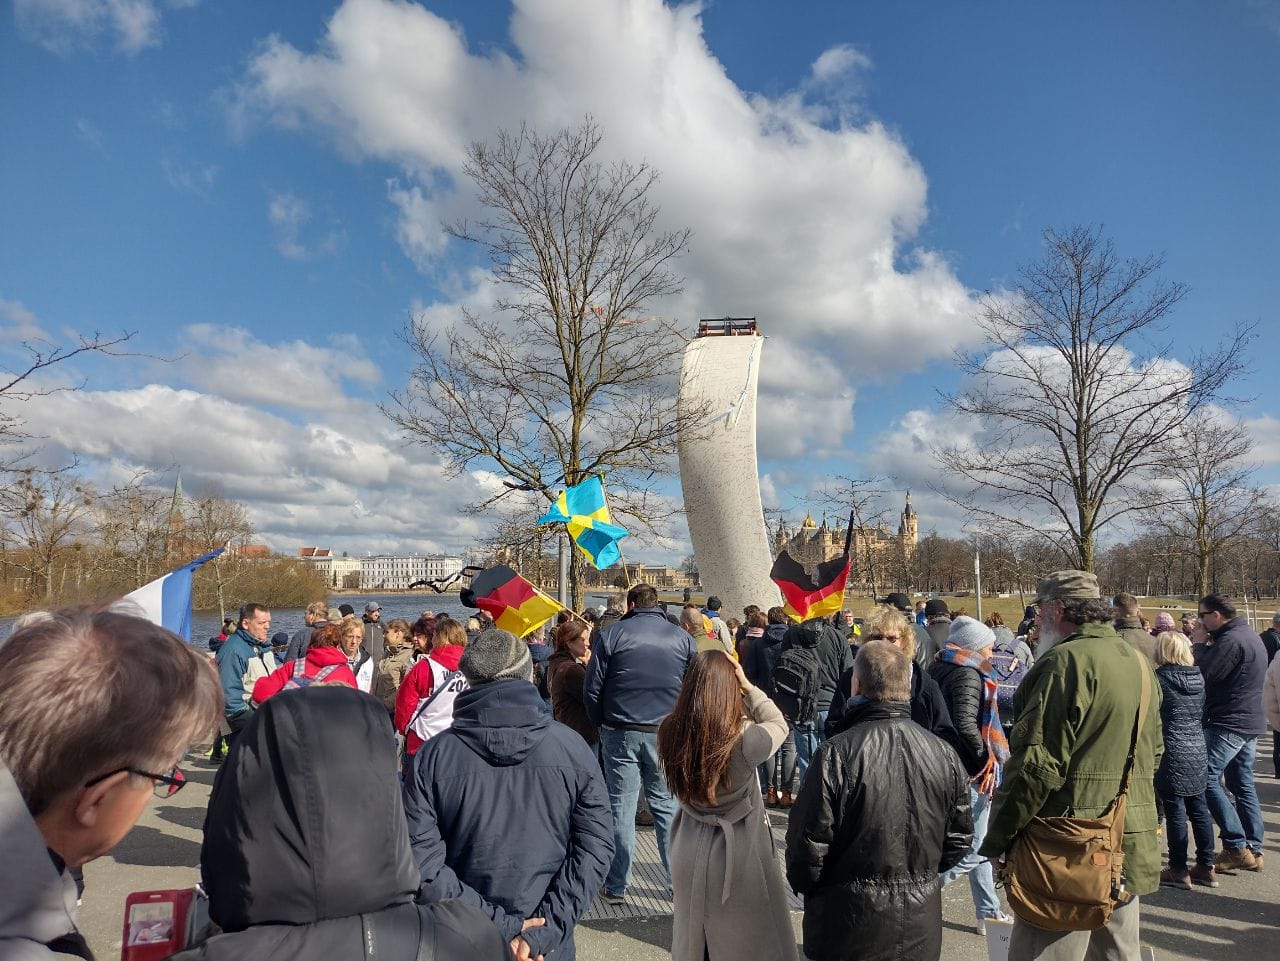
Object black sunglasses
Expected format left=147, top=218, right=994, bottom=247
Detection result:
left=84, top=765, right=186, bottom=798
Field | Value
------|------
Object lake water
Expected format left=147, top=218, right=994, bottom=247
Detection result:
left=2, top=592, right=616, bottom=645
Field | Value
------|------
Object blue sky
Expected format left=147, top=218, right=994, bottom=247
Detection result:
left=2, top=0, right=1278, bottom=561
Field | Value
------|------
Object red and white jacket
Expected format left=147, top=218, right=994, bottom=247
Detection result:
left=252, top=645, right=358, bottom=704
left=394, top=645, right=465, bottom=756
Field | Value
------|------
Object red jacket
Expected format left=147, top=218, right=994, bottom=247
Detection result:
left=394, top=646, right=465, bottom=756
left=253, top=645, right=358, bottom=703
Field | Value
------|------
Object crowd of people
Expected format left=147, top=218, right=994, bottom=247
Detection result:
left=0, top=574, right=1275, bottom=961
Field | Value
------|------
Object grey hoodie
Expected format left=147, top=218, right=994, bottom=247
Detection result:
left=0, top=764, right=86, bottom=959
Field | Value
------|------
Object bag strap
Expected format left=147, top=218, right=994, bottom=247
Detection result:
left=1114, top=658, right=1151, bottom=801
left=407, top=663, right=460, bottom=730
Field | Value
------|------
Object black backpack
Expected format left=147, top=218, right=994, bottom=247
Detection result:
left=771, top=644, right=822, bottom=725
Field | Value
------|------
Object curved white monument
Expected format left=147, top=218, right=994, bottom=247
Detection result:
left=677, top=319, right=780, bottom=616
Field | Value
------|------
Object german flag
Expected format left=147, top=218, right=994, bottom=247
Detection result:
left=770, top=551, right=851, bottom=622
left=460, top=565, right=564, bottom=638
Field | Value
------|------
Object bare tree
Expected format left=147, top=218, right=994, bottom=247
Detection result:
left=939, top=225, right=1251, bottom=571
left=1139, top=411, right=1265, bottom=596
left=821, top=476, right=891, bottom=598
left=186, top=488, right=254, bottom=622
left=2, top=470, right=95, bottom=600
left=383, top=118, right=696, bottom=605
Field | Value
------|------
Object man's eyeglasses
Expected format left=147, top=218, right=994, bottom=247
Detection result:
left=84, top=765, right=187, bottom=798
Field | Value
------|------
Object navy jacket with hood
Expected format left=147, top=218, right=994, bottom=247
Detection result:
left=405, top=679, right=613, bottom=960
left=583, top=607, right=695, bottom=728
left=170, top=686, right=507, bottom=961
left=1196, top=615, right=1268, bottom=736
left=743, top=622, right=789, bottom=697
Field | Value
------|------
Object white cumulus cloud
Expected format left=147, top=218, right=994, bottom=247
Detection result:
left=233, top=0, right=982, bottom=460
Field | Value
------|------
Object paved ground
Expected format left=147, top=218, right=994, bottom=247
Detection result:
left=79, top=753, right=1280, bottom=959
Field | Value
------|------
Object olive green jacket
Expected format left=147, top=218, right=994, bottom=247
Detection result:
left=979, top=622, right=1164, bottom=896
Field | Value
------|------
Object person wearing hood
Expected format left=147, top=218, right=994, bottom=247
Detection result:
left=743, top=607, right=796, bottom=806
left=1152, top=631, right=1216, bottom=889
left=928, top=616, right=1012, bottom=935
left=251, top=623, right=357, bottom=703
left=779, top=609, right=854, bottom=782
left=215, top=603, right=274, bottom=743
left=1, top=608, right=221, bottom=961
left=169, top=686, right=507, bottom=961
left=404, top=629, right=613, bottom=961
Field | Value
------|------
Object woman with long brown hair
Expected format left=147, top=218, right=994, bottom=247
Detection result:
left=658, top=651, right=797, bottom=961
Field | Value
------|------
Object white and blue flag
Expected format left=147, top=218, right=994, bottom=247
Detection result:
left=118, top=549, right=225, bottom=641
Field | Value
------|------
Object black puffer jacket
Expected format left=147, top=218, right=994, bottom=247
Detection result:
left=170, top=687, right=507, bottom=961
left=825, top=663, right=956, bottom=747
left=781, top=617, right=854, bottom=714
left=1155, top=665, right=1208, bottom=798
left=928, top=660, right=987, bottom=777
left=785, top=700, right=972, bottom=961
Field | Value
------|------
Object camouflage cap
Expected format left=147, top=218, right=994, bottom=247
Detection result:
left=1035, top=570, right=1101, bottom=603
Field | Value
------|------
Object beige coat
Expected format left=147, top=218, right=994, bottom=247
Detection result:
left=667, top=685, right=798, bottom=961
left=1263, top=655, right=1280, bottom=732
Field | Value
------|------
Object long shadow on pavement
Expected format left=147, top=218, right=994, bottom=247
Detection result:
left=109, top=824, right=201, bottom=868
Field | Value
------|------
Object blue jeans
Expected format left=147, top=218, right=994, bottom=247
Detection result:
left=1163, top=791, right=1215, bottom=870
left=793, top=709, right=828, bottom=785
left=600, top=727, right=678, bottom=896
left=940, top=783, right=1002, bottom=919
left=1204, top=725, right=1264, bottom=854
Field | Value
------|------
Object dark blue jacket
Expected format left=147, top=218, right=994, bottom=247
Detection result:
left=1196, top=616, right=1268, bottom=736
left=1155, top=664, right=1208, bottom=798
left=743, top=622, right=789, bottom=696
left=404, top=680, right=613, bottom=960
left=582, top=607, right=695, bottom=728
left=215, top=629, right=272, bottom=715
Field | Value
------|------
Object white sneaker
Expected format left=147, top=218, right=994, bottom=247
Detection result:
left=975, top=913, right=1012, bottom=936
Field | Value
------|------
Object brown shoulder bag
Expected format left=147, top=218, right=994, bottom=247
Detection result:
left=1000, top=660, right=1151, bottom=931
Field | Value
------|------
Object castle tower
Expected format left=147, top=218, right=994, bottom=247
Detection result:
left=900, top=491, right=919, bottom=548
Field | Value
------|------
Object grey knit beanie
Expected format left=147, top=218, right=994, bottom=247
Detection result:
left=948, top=615, right=996, bottom=651
left=459, top=628, right=534, bottom=685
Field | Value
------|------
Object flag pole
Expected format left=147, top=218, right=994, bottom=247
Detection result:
left=596, top=473, right=634, bottom=590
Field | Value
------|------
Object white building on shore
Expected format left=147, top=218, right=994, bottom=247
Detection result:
left=297, top=548, right=363, bottom=588
left=359, top=553, right=465, bottom=590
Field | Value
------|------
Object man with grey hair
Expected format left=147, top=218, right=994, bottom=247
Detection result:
left=980, top=570, right=1163, bottom=961
left=405, top=628, right=613, bottom=961
left=0, top=608, right=222, bottom=959
left=786, top=641, right=972, bottom=961
left=284, top=600, right=330, bottom=662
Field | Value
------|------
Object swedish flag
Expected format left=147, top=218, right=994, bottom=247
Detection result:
left=537, top=476, right=630, bottom=569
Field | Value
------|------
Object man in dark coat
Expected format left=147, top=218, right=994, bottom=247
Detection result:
left=583, top=583, right=695, bottom=904
left=1194, top=593, right=1268, bottom=872
left=406, top=629, right=613, bottom=961
left=785, top=641, right=972, bottom=961
left=284, top=600, right=329, bottom=662
left=176, top=687, right=506, bottom=961
left=1114, top=592, right=1156, bottom=663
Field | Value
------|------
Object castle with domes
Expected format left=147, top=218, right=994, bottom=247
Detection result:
left=773, top=492, right=919, bottom=577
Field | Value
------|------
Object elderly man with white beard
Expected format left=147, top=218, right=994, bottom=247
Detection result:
left=979, top=570, right=1163, bottom=961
